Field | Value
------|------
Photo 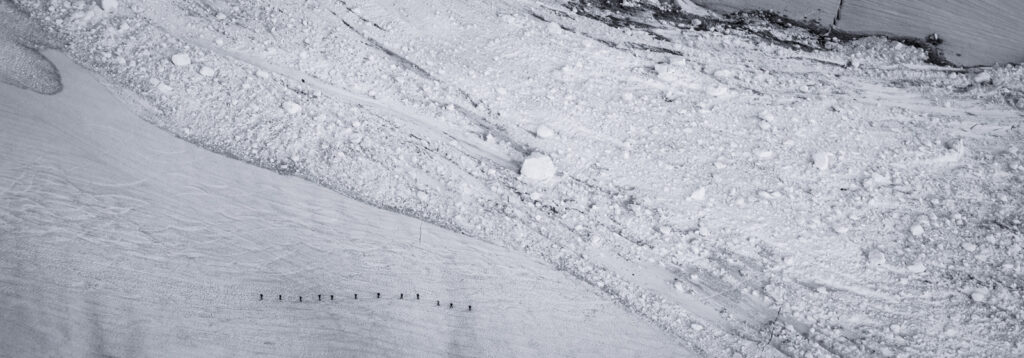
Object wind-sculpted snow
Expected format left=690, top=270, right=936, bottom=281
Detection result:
left=5, top=0, right=1024, bottom=356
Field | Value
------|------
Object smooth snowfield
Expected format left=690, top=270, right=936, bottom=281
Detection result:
left=0, top=52, right=691, bottom=357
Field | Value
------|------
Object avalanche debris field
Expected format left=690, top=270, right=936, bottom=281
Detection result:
left=2, top=0, right=1023, bottom=357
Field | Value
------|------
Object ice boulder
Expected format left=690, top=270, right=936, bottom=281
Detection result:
left=170, top=53, right=191, bottom=67
left=282, top=101, right=302, bottom=114
left=199, top=66, right=216, bottom=77
left=535, top=124, right=555, bottom=139
left=973, top=72, right=992, bottom=83
left=688, top=187, right=706, bottom=201
left=812, top=152, right=832, bottom=171
left=520, top=153, right=556, bottom=182
left=910, top=224, right=924, bottom=237
left=100, top=0, right=118, bottom=11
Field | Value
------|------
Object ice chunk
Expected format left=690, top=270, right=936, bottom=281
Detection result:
left=863, top=172, right=892, bottom=188
left=170, top=53, right=191, bottom=67
left=199, top=66, right=216, bottom=77
left=282, top=101, right=302, bottom=114
left=706, top=85, right=729, bottom=97
left=910, top=224, right=924, bottom=237
left=100, top=0, right=118, bottom=11
left=688, top=187, right=706, bottom=201
left=973, top=72, right=992, bottom=83
left=520, top=154, right=556, bottom=181
left=812, top=152, right=831, bottom=171
left=866, top=249, right=885, bottom=265
left=546, top=22, right=561, bottom=34
left=536, top=124, right=555, bottom=139
left=969, top=290, right=987, bottom=302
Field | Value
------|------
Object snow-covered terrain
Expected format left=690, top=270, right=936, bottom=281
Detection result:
left=0, top=51, right=690, bottom=357
left=3, top=0, right=1024, bottom=356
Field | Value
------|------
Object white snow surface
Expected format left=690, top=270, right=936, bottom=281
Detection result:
left=0, top=52, right=690, bottom=357
left=4, top=0, right=1024, bottom=356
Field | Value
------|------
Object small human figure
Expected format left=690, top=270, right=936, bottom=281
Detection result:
left=468, top=305, right=472, bottom=311
left=318, top=294, right=322, bottom=301
left=400, top=293, right=404, bottom=299
left=449, top=303, right=453, bottom=309
left=377, top=292, right=381, bottom=299
left=259, top=294, right=263, bottom=301
left=354, top=294, right=358, bottom=299
left=416, top=293, right=420, bottom=300
left=299, top=296, right=303, bottom=302
left=436, top=300, right=440, bottom=306
left=330, top=295, right=334, bottom=301
left=278, top=295, right=282, bottom=301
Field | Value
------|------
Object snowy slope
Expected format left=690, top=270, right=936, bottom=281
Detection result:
left=4, top=0, right=1024, bottom=356
left=0, top=52, right=692, bottom=357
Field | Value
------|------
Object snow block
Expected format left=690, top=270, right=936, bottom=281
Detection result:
left=520, top=154, right=557, bottom=182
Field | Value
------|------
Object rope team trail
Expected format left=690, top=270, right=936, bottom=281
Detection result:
left=259, top=292, right=472, bottom=311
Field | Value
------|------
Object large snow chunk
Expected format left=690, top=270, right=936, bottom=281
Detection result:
left=688, top=187, right=706, bottom=201
left=99, top=0, right=118, bottom=11
left=973, top=72, right=992, bottom=83
left=546, top=22, right=562, bottom=34
left=812, top=152, right=832, bottom=171
left=705, top=85, right=730, bottom=98
left=199, top=66, right=216, bottom=77
left=866, top=249, right=886, bottom=265
left=910, top=224, right=924, bottom=237
left=535, top=124, right=555, bottom=139
left=520, top=154, right=556, bottom=181
left=282, top=101, right=302, bottom=114
left=170, top=53, right=191, bottom=67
